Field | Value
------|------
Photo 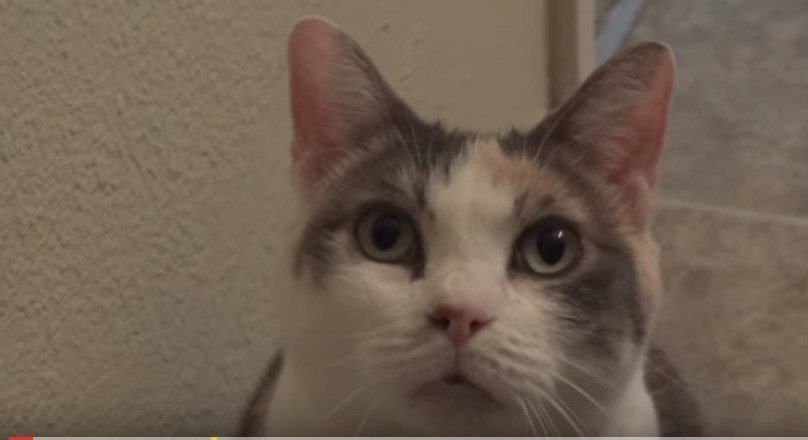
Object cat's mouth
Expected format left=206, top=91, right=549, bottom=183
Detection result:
left=443, top=373, right=471, bottom=385
left=411, top=371, right=499, bottom=407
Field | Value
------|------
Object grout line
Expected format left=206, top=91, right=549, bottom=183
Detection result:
left=657, top=198, right=808, bottom=228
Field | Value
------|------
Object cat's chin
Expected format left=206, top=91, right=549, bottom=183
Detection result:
left=397, top=374, right=516, bottom=436
left=408, top=372, right=503, bottom=416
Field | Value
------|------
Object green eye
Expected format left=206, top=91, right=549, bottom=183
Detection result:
left=355, top=207, right=417, bottom=263
left=517, top=222, right=581, bottom=276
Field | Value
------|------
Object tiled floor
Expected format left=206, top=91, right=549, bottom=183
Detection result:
left=629, top=0, right=808, bottom=435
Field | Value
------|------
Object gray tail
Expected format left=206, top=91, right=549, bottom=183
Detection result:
left=238, top=350, right=285, bottom=436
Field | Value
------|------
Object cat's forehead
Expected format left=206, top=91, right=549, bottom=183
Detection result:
left=426, top=137, right=588, bottom=227
left=311, top=122, right=603, bottom=228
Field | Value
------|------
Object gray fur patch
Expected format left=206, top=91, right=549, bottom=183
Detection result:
left=645, top=346, right=703, bottom=436
left=556, top=244, right=643, bottom=359
left=500, top=129, right=648, bottom=355
left=295, top=118, right=470, bottom=283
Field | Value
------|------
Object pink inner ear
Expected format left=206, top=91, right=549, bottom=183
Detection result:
left=606, top=50, right=675, bottom=225
left=627, top=50, right=675, bottom=188
left=288, top=18, right=347, bottom=195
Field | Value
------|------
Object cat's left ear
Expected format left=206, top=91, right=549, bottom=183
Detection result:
left=541, top=42, right=675, bottom=226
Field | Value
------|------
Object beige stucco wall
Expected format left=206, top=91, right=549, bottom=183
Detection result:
left=0, top=0, right=549, bottom=435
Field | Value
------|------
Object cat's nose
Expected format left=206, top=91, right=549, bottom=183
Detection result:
left=427, top=305, right=493, bottom=346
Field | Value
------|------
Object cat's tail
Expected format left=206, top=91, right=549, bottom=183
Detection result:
left=238, top=350, right=285, bottom=436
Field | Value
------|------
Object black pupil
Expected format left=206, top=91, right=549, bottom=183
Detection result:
left=372, top=215, right=403, bottom=251
left=537, top=228, right=567, bottom=265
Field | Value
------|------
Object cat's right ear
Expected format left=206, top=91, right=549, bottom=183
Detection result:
left=535, top=42, right=675, bottom=227
left=288, top=17, right=402, bottom=198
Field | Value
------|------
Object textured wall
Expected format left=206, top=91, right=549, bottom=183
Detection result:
left=0, top=0, right=549, bottom=435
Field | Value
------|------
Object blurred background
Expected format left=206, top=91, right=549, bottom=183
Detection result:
left=1, top=0, right=806, bottom=435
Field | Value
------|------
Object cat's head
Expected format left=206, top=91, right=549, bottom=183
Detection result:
left=278, top=17, right=674, bottom=435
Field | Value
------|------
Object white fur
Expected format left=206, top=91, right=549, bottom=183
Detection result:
left=603, top=363, right=659, bottom=436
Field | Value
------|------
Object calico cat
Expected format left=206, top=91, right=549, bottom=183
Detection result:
left=241, top=17, right=701, bottom=436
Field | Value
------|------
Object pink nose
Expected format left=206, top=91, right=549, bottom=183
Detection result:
left=427, top=305, right=493, bottom=346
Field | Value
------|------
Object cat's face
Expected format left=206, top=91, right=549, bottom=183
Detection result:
left=278, top=18, right=674, bottom=435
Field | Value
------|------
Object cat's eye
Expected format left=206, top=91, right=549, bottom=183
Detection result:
left=355, top=206, right=417, bottom=263
left=515, top=221, right=581, bottom=276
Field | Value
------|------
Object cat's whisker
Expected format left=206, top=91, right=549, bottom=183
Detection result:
left=352, top=393, right=382, bottom=437
left=551, top=386, right=588, bottom=436
left=650, top=384, right=673, bottom=396
left=645, top=356, right=688, bottom=391
left=518, top=398, right=539, bottom=437
left=552, top=352, right=600, bottom=375
left=548, top=372, right=607, bottom=415
left=539, top=387, right=585, bottom=437
left=525, top=398, right=550, bottom=437
left=323, top=383, right=369, bottom=420
left=553, top=354, right=613, bottom=388
left=538, top=397, right=561, bottom=437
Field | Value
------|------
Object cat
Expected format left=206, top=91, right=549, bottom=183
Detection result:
left=240, top=16, right=701, bottom=437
